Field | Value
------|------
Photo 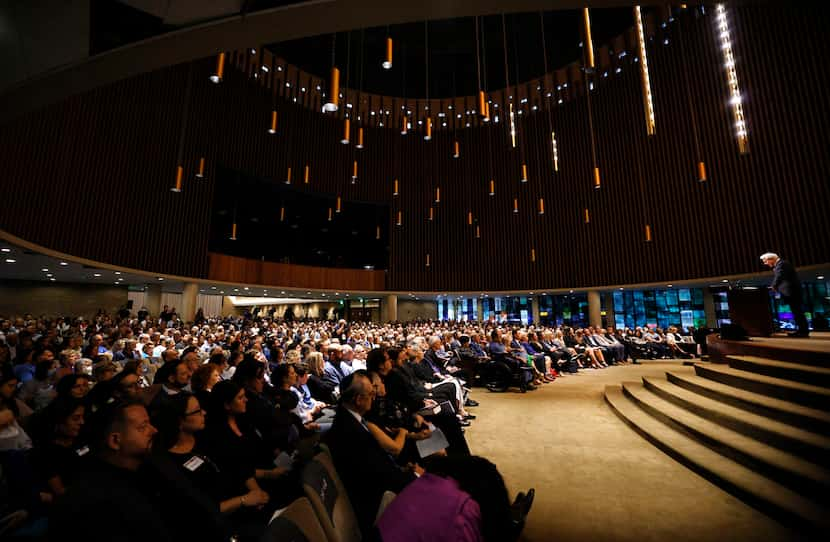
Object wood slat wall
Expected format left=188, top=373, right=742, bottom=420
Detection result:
left=0, top=5, right=827, bottom=291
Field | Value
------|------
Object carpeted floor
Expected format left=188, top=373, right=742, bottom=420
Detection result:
left=463, top=362, right=807, bottom=542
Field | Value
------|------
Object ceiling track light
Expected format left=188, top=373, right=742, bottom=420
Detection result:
left=383, top=37, right=393, bottom=69
left=209, top=52, right=225, bottom=83
left=195, top=157, right=205, bottom=178
left=268, top=110, right=278, bottom=134
left=170, top=166, right=183, bottom=192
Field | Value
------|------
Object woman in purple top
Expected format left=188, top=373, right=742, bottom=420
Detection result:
left=377, top=455, right=530, bottom=542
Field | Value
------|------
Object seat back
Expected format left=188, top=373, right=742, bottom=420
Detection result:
left=262, top=497, right=329, bottom=542
left=374, top=491, right=397, bottom=524
left=301, top=451, right=362, bottom=542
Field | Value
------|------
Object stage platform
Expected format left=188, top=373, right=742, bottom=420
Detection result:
left=708, top=332, right=830, bottom=366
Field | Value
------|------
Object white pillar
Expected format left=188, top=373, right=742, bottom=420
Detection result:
left=588, top=290, right=602, bottom=328
left=182, top=282, right=199, bottom=323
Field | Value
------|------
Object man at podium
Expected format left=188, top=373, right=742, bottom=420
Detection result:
left=760, top=252, right=810, bottom=337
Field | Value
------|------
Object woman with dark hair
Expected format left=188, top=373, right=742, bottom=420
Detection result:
left=376, top=454, right=533, bottom=542
left=191, top=362, right=220, bottom=407
left=29, top=397, right=87, bottom=499
left=151, top=391, right=270, bottom=540
left=54, top=373, right=91, bottom=405
left=0, top=370, right=33, bottom=427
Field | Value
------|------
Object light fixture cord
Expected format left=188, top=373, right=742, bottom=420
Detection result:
left=676, top=18, right=703, bottom=166
left=175, top=63, right=194, bottom=167
left=475, top=17, right=482, bottom=91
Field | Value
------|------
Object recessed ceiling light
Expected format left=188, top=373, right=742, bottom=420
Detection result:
left=114, top=271, right=121, bottom=275
left=818, top=275, right=826, bottom=280
left=281, top=291, right=285, bottom=294
left=721, top=279, right=729, bottom=283
left=41, top=268, right=48, bottom=272
left=5, top=259, right=16, bottom=263
left=50, top=278, right=56, bottom=282
left=46, top=274, right=53, bottom=277
left=233, top=288, right=239, bottom=292
left=0, top=248, right=10, bottom=253
left=243, top=287, right=249, bottom=291
left=667, top=284, right=673, bottom=288
left=211, top=286, right=216, bottom=289
left=157, top=277, right=164, bottom=281
left=93, top=273, right=101, bottom=277
left=59, top=262, right=68, bottom=266
left=220, top=291, right=224, bottom=294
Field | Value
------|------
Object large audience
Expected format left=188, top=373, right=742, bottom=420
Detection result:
left=0, top=306, right=704, bottom=541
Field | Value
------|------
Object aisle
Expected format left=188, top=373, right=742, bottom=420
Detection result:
left=463, top=363, right=806, bottom=542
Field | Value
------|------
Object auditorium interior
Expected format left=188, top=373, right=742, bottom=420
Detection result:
left=1, top=1, right=828, bottom=541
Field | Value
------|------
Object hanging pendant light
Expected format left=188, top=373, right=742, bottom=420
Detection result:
left=268, top=110, right=278, bottom=134
left=489, top=179, right=495, bottom=196
left=428, top=207, right=434, bottom=221
left=209, top=52, right=225, bottom=83
left=475, top=225, right=481, bottom=239
left=351, top=160, right=358, bottom=180
left=393, top=179, right=399, bottom=196
left=537, top=198, right=545, bottom=215
left=513, top=198, right=519, bottom=213
left=356, top=127, right=364, bottom=149
left=396, top=211, right=402, bottom=226
left=521, top=163, right=528, bottom=183
left=584, top=208, right=591, bottom=223
left=280, top=206, right=285, bottom=222
left=323, top=67, right=340, bottom=112
left=400, top=115, right=408, bottom=135
left=582, top=8, right=595, bottom=72
left=478, top=91, right=487, bottom=120
left=435, top=187, right=441, bottom=204
left=645, top=224, right=653, bottom=242
left=423, top=117, right=432, bottom=140
left=697, top=161, right=707, bottom=182
left=425, top=253, right=431, bottom=267
left=531, top=248, right=537, bottom=263
left=170, top=166, right=183, bottom=192
left=383, top=37, right=393, bottom=69
left=467, top=211, right=473, bottom=225
left=453, top=140, right=460, bottom=158
left=341, top=118, right=350, bottom=144
left=304, top=164, right=310, bottom=184
left=593, top=167, right=601, bottom=189
left=635, top=6, right=656, bottom=136
left=551, top=132, right=559, bottom=172
left=336, top=196, right=342, bottom=213
left=230, top=222, right=238, bottom=240
left=376, top=225, right=381, bottom=239
left=195, top=157, right=205, bottom=179
left=285, top=167, right=292, bottom=185
left=328, top=208, right=333, bottom=221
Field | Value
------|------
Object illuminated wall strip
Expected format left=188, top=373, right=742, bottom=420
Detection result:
left=583, top=8, right=595, bottom=70
left=196, top=157, right=205, bottom=178
left=268, top=110, right=278, bottom=134
left=551, top=132, right=559, bottom=172
left=635, top=6, right=656, bottom=136
left=171, top=165, right=183, bottom=192
left=716, top=4, right=748, bottom=153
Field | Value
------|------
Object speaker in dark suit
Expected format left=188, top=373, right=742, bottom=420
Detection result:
left=761, top=253, right=809, bottom=336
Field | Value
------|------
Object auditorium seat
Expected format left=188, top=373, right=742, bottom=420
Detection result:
left=301, top=451, right=362, bottom=542
left=262, top=497, right=329, bottom=542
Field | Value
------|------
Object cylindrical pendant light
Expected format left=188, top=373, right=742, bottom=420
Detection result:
left=489, top=179, right=495, bottom=196
left=210, top=52, right=225, bottom=83
left=230, top=222, right=237, bottom=240
left=356, top=127, right=364, bottom=149
left=396, top=211, right=402, bottom=226
left=513, top=198, right=519, bottom=213
left=428, top=207, right=434, bottom=221
left=341, top=118, right=350, bottom=144
left=521, top=163, right=528, bottom=183
left=645, top=224, right=653, bottom=242
left=467, top=211, right=473, bottom=225
left=531, top=248, right=537, bottom=262
left=280, top=206, right=285, bottom=222
left=170, top=166, right=183, bottom=192
left=376, top=225, right=381, bottom=239
left=336, top=196, right=342, bottom=213
left=582, top=8, right=595, bottom=71
left=478, top=91, right=486, bottom=118
left=423, top=117, right=432, bottom=140
left=435, top=187, right=441, bottom=203
left=453, top=140, right=460, bottom=159
left=635, top=6, right=656, bottom=136
left=537, top=198, right=545, bottom=215
left=196, top=157, right=205, bottom=178
left=285, top=166, right=292, bottom=185
left=400, top=114, right=408, bottom=135
left=351, top=160, right=358, bottom=180
left=304, top=164, right=310, bottom=184
left=328, top=208, right=333, bottom=221
left=483, top=102, right=490, bottom=123
left=475, top=225, right=481, bottom=239
left=697, top=161, right=707, bottom=182
left=323, top=67, right=340, bottom=112
left=584, top=208, right=591, bottom=223
left=593, top=167, right=601, bottom=189
left=383, top=37, right=393, bottom=69
left=268, top=110, right=278, bottom=134
left=393, top=179, right=399, bottom=196
left=426, top=253, right=431, bottom=267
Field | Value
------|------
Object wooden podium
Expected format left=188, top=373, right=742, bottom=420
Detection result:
left=727, top=288, right=774, bottom=337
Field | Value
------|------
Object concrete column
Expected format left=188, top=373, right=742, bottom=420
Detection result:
left=703, top=287, right=718, bottom=328
left=182, top=282, right=199, bottom=323
left=476, top=298, right=484, bottom=322
left=381, top=295, right=398, bottom=322
left=588, top=290, right=602, bottom=328
left=145, top=284, right=162, bottom=317
left=531, top=297, right=540, bottom=326
left=604, top=292, right=616, bottom=329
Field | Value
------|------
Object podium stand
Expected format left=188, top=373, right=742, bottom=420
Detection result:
left=727, top=288, right=774, bottom=337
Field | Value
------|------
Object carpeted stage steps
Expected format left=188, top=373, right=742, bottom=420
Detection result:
left=605, top=350, right=830, bottom=534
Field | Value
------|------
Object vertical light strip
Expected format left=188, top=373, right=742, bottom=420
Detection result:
left=352, top=160, right=358, bottom=180
left=583, top=8, right=595, bottom=70
left=467, top=211, right=473, bottom=225
left=210, top=52, right=225, bottom=83
left=336, top=196, right=342, bottom=213
left=584, top=208, right=591, bottom=223
left=716, top=4, right=748, bottom=153
left=635, top=6, right=656, bottom=136
left=551, top=132, right=559, bottom=172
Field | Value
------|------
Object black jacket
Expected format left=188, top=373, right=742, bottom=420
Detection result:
left=772, top=259, right=802, bottom=299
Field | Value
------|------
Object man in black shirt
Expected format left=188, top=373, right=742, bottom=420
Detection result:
left=761, top=252, right=809, bottom=337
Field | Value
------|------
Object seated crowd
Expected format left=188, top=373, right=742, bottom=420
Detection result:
left=0, top=308, right=702, bottom=540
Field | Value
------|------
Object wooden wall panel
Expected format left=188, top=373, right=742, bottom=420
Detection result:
left=0, top=5, right=828, bottom=291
